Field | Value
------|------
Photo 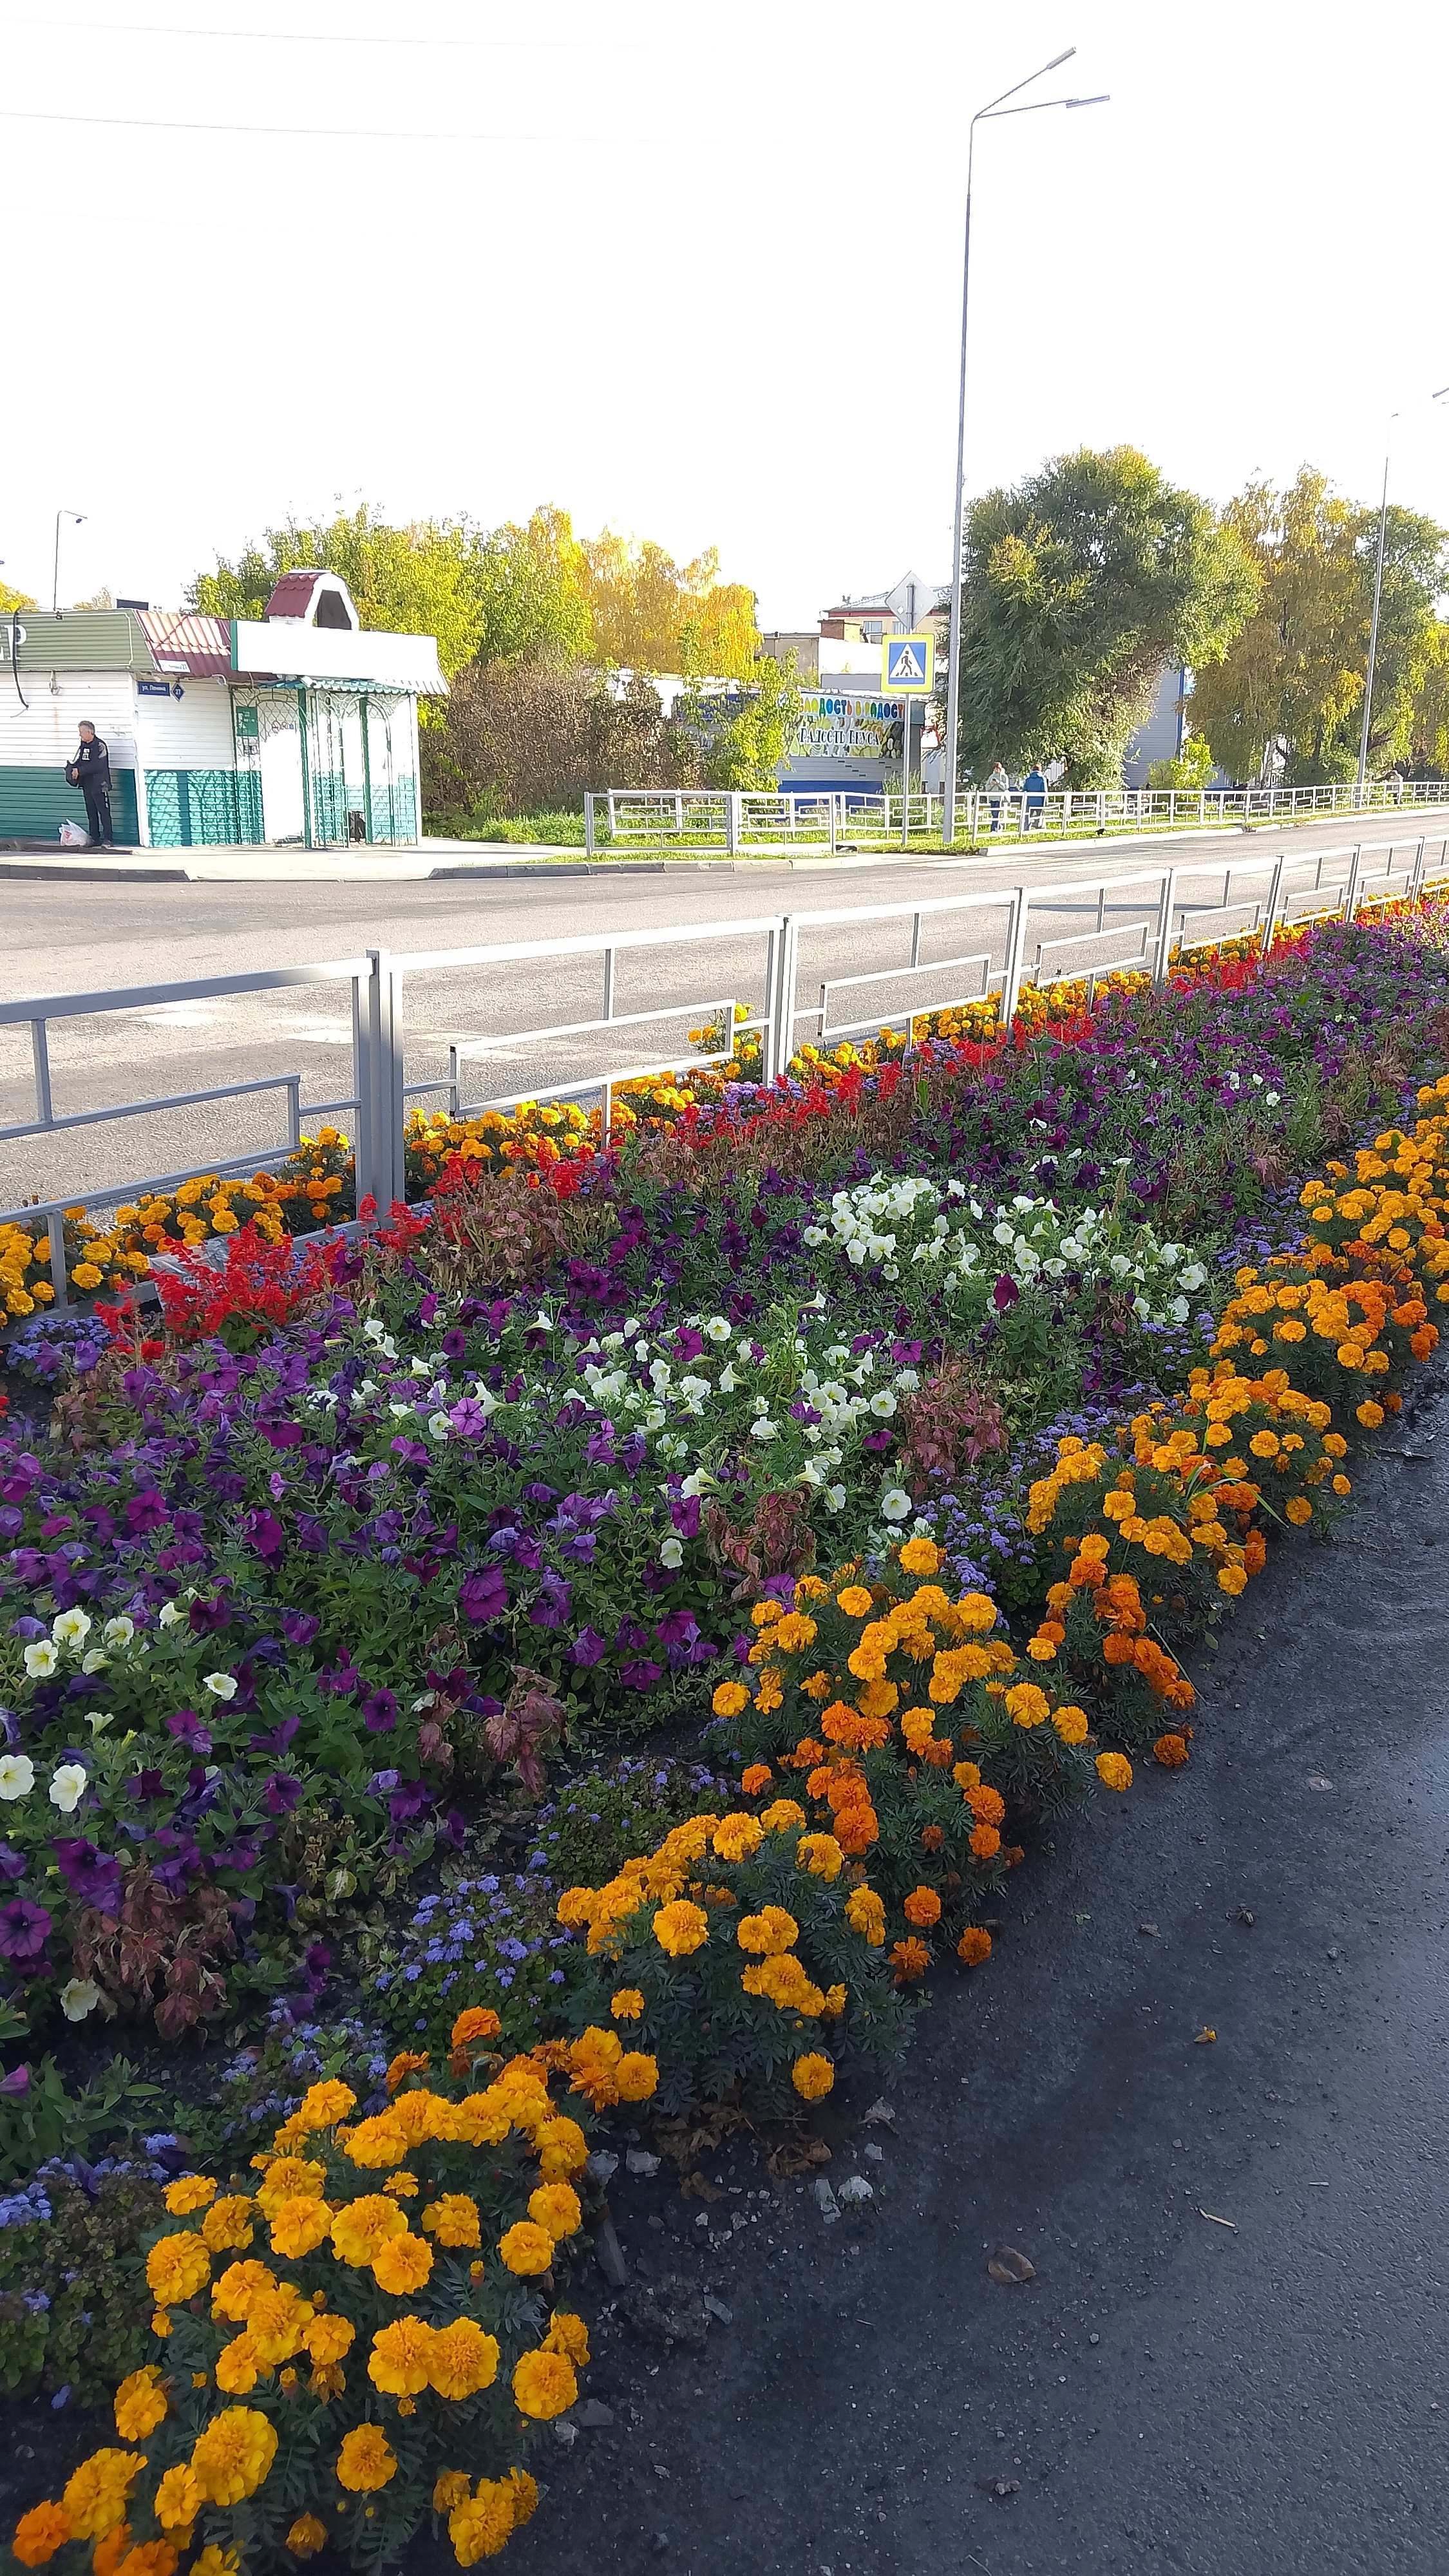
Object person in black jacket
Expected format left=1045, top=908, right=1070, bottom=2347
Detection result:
left=66, top=723, right=111, bottom=847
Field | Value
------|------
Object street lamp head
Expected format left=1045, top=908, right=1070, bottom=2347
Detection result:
left=1066, top=92, right=1110, bottom=106
left=1041, top=47, right=1076, bottom=70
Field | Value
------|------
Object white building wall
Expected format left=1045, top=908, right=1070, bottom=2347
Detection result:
left=0, top=670, right=137, bottom=771
left=132, top=677, right=236, bottom=770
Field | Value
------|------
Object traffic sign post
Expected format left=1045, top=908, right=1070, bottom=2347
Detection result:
left=883, top=633, right=934, bottom=850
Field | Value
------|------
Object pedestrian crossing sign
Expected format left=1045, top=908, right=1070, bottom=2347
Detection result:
left=883, top=632, right=934, bottom=694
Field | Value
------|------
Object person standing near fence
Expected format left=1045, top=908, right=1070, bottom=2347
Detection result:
left=65, top=722, right=112, bottom=848
left=1023, top=761, right=1046, bottom=829
left=986, top=760, right=1010, bottom=830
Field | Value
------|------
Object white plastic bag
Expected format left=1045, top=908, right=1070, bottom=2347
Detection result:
left=58, top=816, right=89, bottom=847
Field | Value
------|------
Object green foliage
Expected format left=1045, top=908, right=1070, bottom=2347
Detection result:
left=1188, top=469, right=1448, bottom=784
left=0, top=2052, right=163, bottom=2185
left=677, top=651, right=805, bottom=790
left=0, top=581, right=37, bottom=614
left=952, top=446, right=1258, bottom=790
left=0, top=2162, right=166, bottom=2400
left=471, top=506, right=593, bottom=667
left=1147, top=729, right=1215, bottom=790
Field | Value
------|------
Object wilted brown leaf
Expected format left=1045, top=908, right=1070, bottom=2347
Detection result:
left=987, top=2244, right=1036, bottom=2285
left=680, top=2171, right=730, bottom=2205
left=768, top=2136, right=833, bottom=2178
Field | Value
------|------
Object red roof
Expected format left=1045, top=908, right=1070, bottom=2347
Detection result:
left=136, top=608, right=232, bottom=679
left=264, top=572, right=325, bottom=621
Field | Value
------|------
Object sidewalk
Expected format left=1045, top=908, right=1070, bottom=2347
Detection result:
left=502, top=1381, right=1449, bottom=2576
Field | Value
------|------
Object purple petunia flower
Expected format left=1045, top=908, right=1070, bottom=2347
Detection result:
left=0, top=1901, right=50, bottom=1962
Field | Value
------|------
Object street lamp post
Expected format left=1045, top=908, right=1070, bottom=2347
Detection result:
left=1356, top=387, right=1449, bottom=800
left=52, top=509, right=86, bottom=615
left=940, top=56, right=1108, bottom=849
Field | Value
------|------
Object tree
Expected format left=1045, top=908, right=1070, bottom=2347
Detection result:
left=421, top=662, right=697, bottom=822
left=676, top=651, right=804, bottom=790
left=470, top=507, right=592, bottom=667
left=580, top=533, right=760, bottom=678
left=952, top=446, right=1256, bottom=790
left=1187, top=469, right=1448, bottom=784
left=0, top=583, right=37, bottom=614
left=1410, top=623, right=1449, bottom=774
left=1147, top=731, right=1215, bottom=791
left=189, top=505, right=486, bottom=677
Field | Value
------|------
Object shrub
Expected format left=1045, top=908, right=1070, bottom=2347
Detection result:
left=9, top=2047, right=611, bottom=2572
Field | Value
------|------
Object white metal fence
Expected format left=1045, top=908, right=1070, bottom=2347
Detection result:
left=587, top=779, right=1449, bottom=853
left=4, top=830, right=1446, bottom=1312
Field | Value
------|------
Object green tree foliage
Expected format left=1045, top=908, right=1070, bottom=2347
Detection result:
left=1188, top=469, right=1448, bottom=784
left=189, top=504, right=486, bottom=678
left=1411, top=623, right=1449, bottom=774
left=676, top=651, right=805, bottom=790
left=471, top=506, right=592, bottom=666
left=1146, top=730, right=1216, bottom=791
left=952, top=446, right=1257, bottom=790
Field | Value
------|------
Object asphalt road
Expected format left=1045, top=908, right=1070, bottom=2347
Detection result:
left=1, top=812, right=1443, bottom=1211
left=489, top=1371, right=1449, bottom=2576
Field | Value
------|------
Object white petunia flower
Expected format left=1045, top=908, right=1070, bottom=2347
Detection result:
left=750, top=1417, right=779, bottom=1442
left=705, top=1315, right=732, bottom=1343
left=824, top=1485, right=848, bottom=1512
left=880, top=1489, right=912, bottom=1521
left=660, top=1537, right=685, bottom=1570
left=60, top=1977, right=103, bottom=2022
left=869, top=1390, right=898, bottom=1419
left=52, top=1608, right=92, bottom=1649
left=85, top=1711, right=116, bottom=1735
left=102, top=1617, right=135, bottom=1647
left=80, top=1649, right=110, bottom=1674
left=0, top=1754, right=35, bottom=1800
left=428, top=1412, right=453, bottom=1439
left=49, top=1763, right=88, bottom=1813
left=23, top=1642, right=58, bottom=1678
left=204, top=1672, right=238, bottom=1701
left=158, top=1602, right=183, bottom=1629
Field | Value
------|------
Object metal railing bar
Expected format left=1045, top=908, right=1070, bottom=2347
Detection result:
left=421, top=995, right=745, bottom=1059
left=390, top=917, right=787, bottom=974
left=0, top=958, right=373, bottom=1027
left=0, top=1069, right=313, bottom=1149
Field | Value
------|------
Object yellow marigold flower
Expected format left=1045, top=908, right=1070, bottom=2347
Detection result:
left=284, top=2517, right=328, bottom=2559
left=1332, top=1472, right=1352, bottom=1496
left=12, top=2504, right=73, bottom=2568
left=299, top=2309, right=355, bottom=2365
left=426, top=2318, right=501, bottom=2402
left=1285, top=1495, right=1313, bottom=1525
left=759, top=1797, right=806, bottom=1833
left=150, top=2467, right=202, bottom=2537
left=1095, top=1752, right=1133, bottom=1793
left=512, top=2348, right=578, bottom=2420
left=835, top=1584, right=874, bottom=1617
left=368, top=2315, right=435, bottom=2396
left=653, top=1899, right=709, bottom=1957
left=113, top=2367, right=167, bottom=2442
left=536, top=2113, right=589, bottom=2179
left=335, top=2425, right=397, bottom=2494
left=189, top=2407, right=278, bottom=2507
left=62, top=2454, right=146, bottom=2547
left=508, top=2468, right=539, bottom=2528
left=341, top=2112, right=409, bottom=2170
left=200, top=2196, right=254, bottom=2255
left=372, top=2232, right=433, bottom=2296
left=163, top=2175, right=216, bottom=2217
left=796, top=1832, right=844, bottom=1880
left=330, top=2195, right=408, bottom=2268
left=1217, top=1564, right=1247, bottom=1595
left=1051, top=1703, right=1089, bottom=1745
left=214, top=2334, right=262, bottom=2396
left=712, top=1680, right=749, bottom=1716
left=844, top=1885, right=886, bottom=1944
left=791, top=2051, right=835, bottom=2101
left=211, top=2258, right=277, bottom=2323
left=529, top=2182, right=582, bottom=2241
left=543, top=2310, right=591, bottom=2366
left=191, top=2549, right=240, bottom=2576
left=253, top=2157, right=327, bottom=2216
left=267, top=2195, right=332, bottom=2260
left=773, top=1611, right=818, bottom=1651
left=609, top=1987, right=645, bottom=2022
left=898, top=1535, right=943, bottom=1575
left=448, top=2481, right=517, bottom=2566
left=616, top=2051, right=659, bottom=2102
left=421, top=2192, right=482, bottom=2248
left=498, top=2220, right=555, bottom=2277
left=712, top=1812, right=764, bottom=1862
left=433, top=2474, right=473, bottom=2513
left=145, top=2233, right=211, bottom=2305
left=290, top=2071, right=353, bottom=2133
left=736, top=1905, right=800, bottom=1956
left=1005, top=1682, right=1050, bottom=1730
left=246, top=2284, right=308, bottom=2367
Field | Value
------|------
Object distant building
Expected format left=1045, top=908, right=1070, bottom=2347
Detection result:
left=0, top=574, right=444, bottom=848
left=762, top=572, right=947, bottom=790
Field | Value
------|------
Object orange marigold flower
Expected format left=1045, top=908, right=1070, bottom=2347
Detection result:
left=384, top=2052, right=430, bottom=2094
left=13, top=2506, right=73, bottom=2567
left=1285, top=1495, right=1313, bottom=1525
left=450, top=2005, right=502, bottom=2054
left=957, top=1926, right=992, bottom=1966
left=965, top=1783, right=1006, bottom=1826
left=969, top=1821, right=1001, bottom=1859
left=903, top=1885, right=942, bottom=1928
left=739, top=1763, right=773, bottom=1795
left=284, top=2518, right=328, bottom=2560
left=790, top=2051, right=835, bottom=2101
left=1153, top=1733, right=1189, bottom=1768
left=889, top=1937, right=931, bottom=1983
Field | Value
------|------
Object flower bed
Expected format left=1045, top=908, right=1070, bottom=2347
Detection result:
left=3, top=905, right=1449, bottom=2559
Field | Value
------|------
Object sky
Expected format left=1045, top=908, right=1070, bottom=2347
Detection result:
left=3, top=0, right=1448, bottom=630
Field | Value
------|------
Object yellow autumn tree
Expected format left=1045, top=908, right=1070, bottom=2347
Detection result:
left=579, top=533, right=759, bottom=677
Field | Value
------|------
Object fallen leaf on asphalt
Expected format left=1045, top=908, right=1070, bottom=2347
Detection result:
left=1139, top=1922, right=1160, bottom=1937
left=861, top=2098, right=897, bottom=2128
left=1194, top=2027, right=1217, bottom=2043
left=680, top=2170, right=729, bottom=2204
left=987, top=2244, right=1036, bottom=2285
left=768, top=2136, right=832, bottom=2178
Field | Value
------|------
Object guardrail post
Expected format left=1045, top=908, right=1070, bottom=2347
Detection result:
left=1151, top=867, right=1179, bottom=989
left=583, top=793, right=596, bottom=858
left=1410, top=835, right=1428, bottom=902
left=1342, top=843, right=1363, bottom=921
left=1000, top=889, right=1030, bottom=1027
left=1260, top=854, right=1286, bottom=956
left=360, top=947, right=405, bottom=1212
left=763, top=916, right=799, bottom=1083
left=726, top=792, right=741, bottom=857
